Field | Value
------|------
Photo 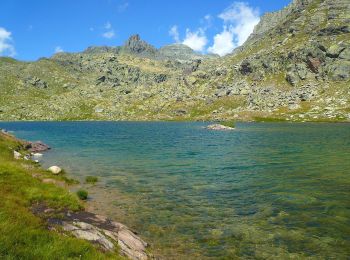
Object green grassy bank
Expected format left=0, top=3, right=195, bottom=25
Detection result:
left=0, top=131, right=124, bottom=259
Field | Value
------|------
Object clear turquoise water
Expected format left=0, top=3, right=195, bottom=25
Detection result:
left=1, top=122, right=349, bottom=259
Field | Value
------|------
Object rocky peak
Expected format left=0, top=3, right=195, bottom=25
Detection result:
left=123, top=34, right=157, bottom=56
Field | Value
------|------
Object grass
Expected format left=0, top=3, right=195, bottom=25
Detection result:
left=77, top=189, right=89, bottom=200
left=86, top=176, right=99, bottom=184
left=253, top=116, right=288, bottom=122
left=0, top=132, right=125, bottom=259
left=220, top=121, right=236, bottom=128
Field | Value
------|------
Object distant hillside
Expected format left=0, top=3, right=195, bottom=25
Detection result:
left=0, top=0, right=349, bottom=121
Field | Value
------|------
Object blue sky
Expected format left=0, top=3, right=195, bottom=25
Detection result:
left=0, top=0, right=291, bottom=61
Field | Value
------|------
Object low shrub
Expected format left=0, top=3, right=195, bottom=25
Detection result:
left=76, top=189, right=88, bottom=200
left=85, top=176, right=98, bottom=184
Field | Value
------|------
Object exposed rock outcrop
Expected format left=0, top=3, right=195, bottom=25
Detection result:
left=32, top=204, right=150, bottom=260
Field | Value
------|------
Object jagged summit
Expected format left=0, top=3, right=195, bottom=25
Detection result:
left=58, top=34, right=217, bottom=62
left=122, top=34, right=158, bottom=56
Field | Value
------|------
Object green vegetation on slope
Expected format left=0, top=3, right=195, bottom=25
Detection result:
left=0, top=0, right=349, bottom=122
left=0, top=132, right=124, bottom=259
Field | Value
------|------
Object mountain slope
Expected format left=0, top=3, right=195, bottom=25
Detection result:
left=0, top=0, right=349, bottom=121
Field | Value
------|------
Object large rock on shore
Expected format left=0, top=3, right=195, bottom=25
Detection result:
left=31, top=203, right=150, bottom=260
left=63, top=218, right=149, bottom=260
left=25, top=141, right=51, bottom=153
left=48, top=166, right=62, bottom=175
left=14, top=151, right=22, bottom=160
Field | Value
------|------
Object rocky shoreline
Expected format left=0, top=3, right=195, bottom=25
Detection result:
left=2, top=129, right=150, bottom=260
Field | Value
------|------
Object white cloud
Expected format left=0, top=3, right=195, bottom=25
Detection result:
left=204, top=14, right=212, bottom=21
left=201, top=14, right=213, bottom=29
left=208, top=2, right=260, bottom=56
left=104, top=22, right=112, bottom=30
left=169, top=25, right=180, bottom=43
left=182, top=28, right=208, bottom=52
left=54, top=46, right=64, bottom=53
left=208, top=26, right=235, bottom=56
left=0, top=27, right=16, bottom=57
left=102, top=22, right=115, bottom=39
left=102, top=30, right=115, bottom=39
left=118, top=2, right=129, bottom=12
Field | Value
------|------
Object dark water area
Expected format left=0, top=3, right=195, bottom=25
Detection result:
left=1, top=121, right=349, bottom=259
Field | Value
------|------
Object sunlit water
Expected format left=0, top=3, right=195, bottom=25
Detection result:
left=1, top=122, right=349, bottom=259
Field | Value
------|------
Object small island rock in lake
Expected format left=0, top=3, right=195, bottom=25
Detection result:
left=206, top=124, right=235, bottom=131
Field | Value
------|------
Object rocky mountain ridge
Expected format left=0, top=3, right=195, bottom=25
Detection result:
left=0, top=0, right=349, bottom=122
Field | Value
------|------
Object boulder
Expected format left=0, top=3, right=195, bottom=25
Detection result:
left=154, top=74, right=167, bottom=83
left=339, top=48, right=350, bottom=60
left=240, top=60, right=253, bottom=75
left=14, top=151, right=22, bottom=160
left=96, top=75, right=106, bottom=85
left=307, top=57, right=321, bottom=73
left=174, top=109, right=187, bottom=116
left=296, top=63, right=308, bottom=80
left=25, top=76, right=48, bottom=88
left=26, top=141, right=50, bottom=153
left=48, top=166, right=62, bottom=175
left=286, top=71, right=299, bottom=86
left=327, top=45, right=345, bottom=58
left=32, top=153, right=43, bottom=159
left=95, top=108, right=104, bottom=113
left=318, top=25, right=350, bottom=36
left=215, top=89, right=229, bottom=98
left=327, top=61, right=350, bottom=80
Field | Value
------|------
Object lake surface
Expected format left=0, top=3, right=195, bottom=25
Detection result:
left=1, top=122, right=349, bottom=259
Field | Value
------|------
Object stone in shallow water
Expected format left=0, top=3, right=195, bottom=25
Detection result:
left=32, top=153, right=43, bottom=159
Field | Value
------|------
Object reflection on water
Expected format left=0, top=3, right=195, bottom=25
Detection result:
left=1, top=122, right=349, bottom=259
